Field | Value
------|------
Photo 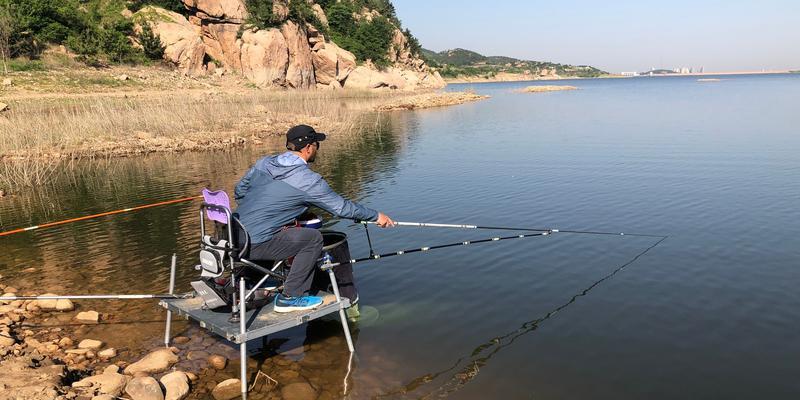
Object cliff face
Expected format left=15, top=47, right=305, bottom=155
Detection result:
left=138, top=0, right=445, bottom=90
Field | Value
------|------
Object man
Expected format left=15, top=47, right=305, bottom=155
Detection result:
left=234, top=125, right=395, bottom=313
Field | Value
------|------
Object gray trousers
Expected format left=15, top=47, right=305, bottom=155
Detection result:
left=249, top=227, right=358, bottom=302
left=250, top=227, right=322, bottom=298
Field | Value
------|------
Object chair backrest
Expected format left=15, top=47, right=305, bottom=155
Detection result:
left=202, top=188, right=231, bottom=224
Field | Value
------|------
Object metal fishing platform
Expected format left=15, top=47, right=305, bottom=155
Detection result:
left=159, top=291, right=350, bottom=344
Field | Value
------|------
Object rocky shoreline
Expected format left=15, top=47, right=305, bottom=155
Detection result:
left=515, top=85, right=578, bottom=93
left=374, top=91, right=489, bottom=111
left=0, top=278, right=362, bottom=400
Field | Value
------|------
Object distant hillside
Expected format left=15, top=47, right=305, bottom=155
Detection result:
left=422, top=48, right=606, bottom=79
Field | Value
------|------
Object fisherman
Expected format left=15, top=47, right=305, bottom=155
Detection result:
left=234, top=124, right=395, bottom=315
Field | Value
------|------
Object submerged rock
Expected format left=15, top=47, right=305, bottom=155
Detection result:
left=211, top=378, right=241, bottom=400
left=124, top=347, right=179, bottom=375
left=281, top=382, right=317, bottom=400
left=75, top=310, right=100, bottom=323
left=72, top=365, right=129, bottom=397
left=208, top=354, right=227, bottom=370
left=78, top=339, right=103, bottom=351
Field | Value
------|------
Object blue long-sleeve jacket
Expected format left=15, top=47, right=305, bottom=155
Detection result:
left=234, top=152, right=379, bottom=244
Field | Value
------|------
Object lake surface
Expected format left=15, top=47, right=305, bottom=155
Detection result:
left=2, top=74, right=799, bottom=399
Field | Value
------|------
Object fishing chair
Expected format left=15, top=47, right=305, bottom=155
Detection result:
left=195, top=188, right=287, bottom=322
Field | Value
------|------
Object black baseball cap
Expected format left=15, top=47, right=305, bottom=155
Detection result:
left=286, top=125, right=326, bottom=149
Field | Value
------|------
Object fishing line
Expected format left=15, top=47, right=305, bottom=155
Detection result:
left=374, top=235, right=669, bottom=400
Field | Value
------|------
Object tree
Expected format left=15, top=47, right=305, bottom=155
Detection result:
left=139, top=23, right=164, bottom=60
left=0, top=4, right=12, bottom=73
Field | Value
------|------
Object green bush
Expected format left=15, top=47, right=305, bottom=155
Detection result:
left=138, top=23, right=164, bottom=60
left=244, top=0, right=279, bottom=30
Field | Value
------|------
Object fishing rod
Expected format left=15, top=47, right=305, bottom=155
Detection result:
left=327, top=231, right=553, bottom=266
left=0, top=195, right=203, bottom=237
left=357, top=220, right=666, bottom=238
left=1, top=293, right=194, bottom=301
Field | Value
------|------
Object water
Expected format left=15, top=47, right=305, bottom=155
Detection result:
left=2, top=74, right=799, bottom=399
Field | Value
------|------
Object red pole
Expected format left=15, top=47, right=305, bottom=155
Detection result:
left=0, top=195, right=203, bottom=237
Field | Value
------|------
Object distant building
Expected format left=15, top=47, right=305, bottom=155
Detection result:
left=621, top=71, right=639, bottom=77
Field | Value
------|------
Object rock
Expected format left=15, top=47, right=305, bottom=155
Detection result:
left=55, top=298, right=74, bottom=311
left=343, top=66, right=391, bottom=89
left=98, top=347, right=117, bottom=359
left=116, top=74, right=129, bottom=81
left=182, top=0, right=246, bottom=23
left=78, top=339, right=103, bottom=351
left=239, top=28, right=288, bottom=87
left=185, top=372, right=198, bottom=381
left=137, top=7, right=206, bottom=76
left=208, top=354, right=227, bottom=370
left=281, top=382, right=317, bottom=400
left=65, top=348, right=90, bottom=355
left=311, top=45, right=337, bottom=85
left=75, top=310, right=100, bottom=323
left=124, top=347, right=179, bottom=375
left=0, top=333, right=15, bottom=347
left=201, top=23, right=241, bottom=70
left=72, top=366, right=129, bottom=397
left=34, top=293, right=59, bottom=310
left=0, top=102, right=7, bottom=112
left=0, top=356, right=65, bottom=399
left=172, top=336, right=190, bottom=345
left=1, top=78, right=11, bottom=86
left=160, top=371, right=190, bottom=400
left=58, top=337, right=74, bottom=348
left=92, top=395, right=115, bottom=400
left=281, top=21, right=315, bottom=89
left=310, top=3, right=328, bottom=26
left=211, top=378, right=241, bottom=400
left=125, top=376, right=164, bottom=400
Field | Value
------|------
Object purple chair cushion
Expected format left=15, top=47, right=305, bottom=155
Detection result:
left=202, top=188, right=231, bottom=224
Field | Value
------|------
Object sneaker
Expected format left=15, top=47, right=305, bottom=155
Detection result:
left=273, top=293, right=323, bottom=313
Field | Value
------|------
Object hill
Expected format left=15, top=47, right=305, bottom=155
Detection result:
left=422, top=47, right=606, bottom=80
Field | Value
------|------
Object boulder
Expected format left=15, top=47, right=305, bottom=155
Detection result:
left=124, top=348, right=179, bottom=375
left=272, top=0, right=289, bottom=21
left=78, top=339, right=103, bottom=351
left=281, top=21, right=316, bottom=89
left=311, top=45, right=338, bottom=85
left=55, top=298, right=74, bottom=311
left=202, top=23, right=242, bottom=71
left=239, top=28, right=289, bottom=87
left=75, top=310, right=100, bottom=323
left=72, top=366, right=129, bottom=397
left=211, top=379, right=241, bottom=400
left=334, top=44, right=357, bottom=82
left=160, top=371, right=190, bottom=400
left=310, top=4, right=328, bottom=27
left=0, top=102, right=8, bottom=112
left=138, top=7, right=206, bottom=76
left=35, top=294, right=59, bottom=310
left=125, top=376, right=164, bottom=400
left=182, top=0, right=246, bottom=23
left=281, top=382, right=317, bottom=400
left=343, top=66, right=391, bottom=89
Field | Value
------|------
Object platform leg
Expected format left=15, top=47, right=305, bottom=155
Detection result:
left=164, top=254, right=177, bottom=347
left=239, top=277, right=248, bottom=400
left=328, top=269, right=355, bottom=353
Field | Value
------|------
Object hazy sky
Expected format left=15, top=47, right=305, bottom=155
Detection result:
left=393, top=0, right=800, bottom=73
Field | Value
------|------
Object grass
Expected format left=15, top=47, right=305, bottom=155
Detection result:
left=0, top=89, right=419, bottom=190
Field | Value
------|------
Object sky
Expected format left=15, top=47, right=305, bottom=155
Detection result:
left=392, top=0, right=800, bottom=73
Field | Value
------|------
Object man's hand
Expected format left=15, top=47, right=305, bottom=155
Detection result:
left=376, top=212, right=396, bottom=228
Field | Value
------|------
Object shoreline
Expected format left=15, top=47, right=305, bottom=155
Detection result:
left=444, top=69, right=794, bottom=84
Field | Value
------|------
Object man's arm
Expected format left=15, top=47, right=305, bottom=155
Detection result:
left=304, top=177, right=379, bottom=221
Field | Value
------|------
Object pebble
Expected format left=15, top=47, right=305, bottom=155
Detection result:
left=98, top=347, right=117, bottom=359
left=207, top=354, right=227, bottom=370
left=78, top=339, right=103, bottom=351
left=0, top=333, right=15, bottom=346
left=160, top=371, right=190, bottom=400
left=124, top=347, right=179, bottom=375
left=58, top=337, right=74, bottom=348
left=75, top=310, right=100, bottom=323
left=2, top=78, right=11, bottom=86
left=172, top=336, right=190, bottom=344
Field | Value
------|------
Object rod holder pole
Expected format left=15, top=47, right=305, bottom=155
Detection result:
left=164, top=254, right=177, bottom=347
left=328, top=268, right=355, bottom=353
left=239, top=277, right=247, bottom=400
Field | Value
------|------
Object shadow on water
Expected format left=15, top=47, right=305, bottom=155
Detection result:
left=373, top=236, right=668, bottom=400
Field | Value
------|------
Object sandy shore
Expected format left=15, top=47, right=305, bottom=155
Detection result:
left=375, top=91, right=489, bottom=111
left=515, top=85, right=577, bottom=93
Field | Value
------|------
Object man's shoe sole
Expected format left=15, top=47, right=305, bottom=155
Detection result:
left=274, top=303, right=322, bottom=313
